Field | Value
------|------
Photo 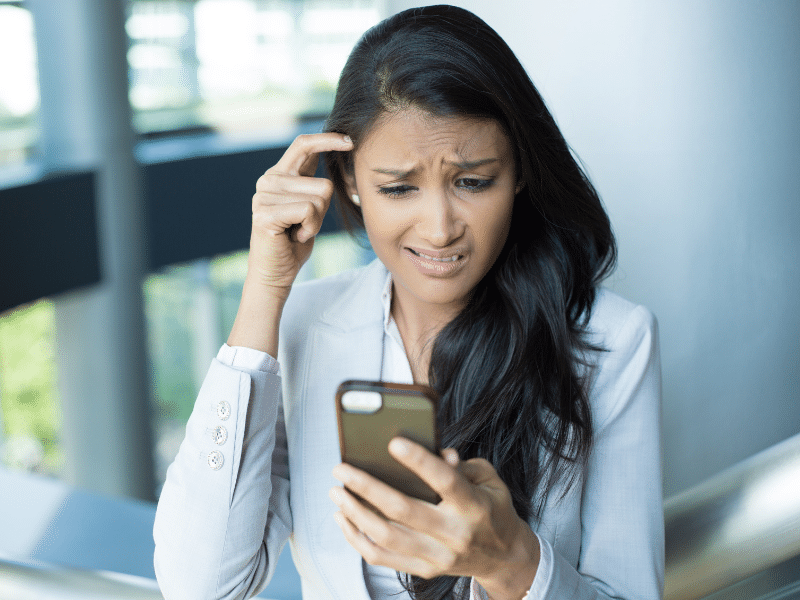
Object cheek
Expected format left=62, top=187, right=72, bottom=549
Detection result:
left=474, top=201, right=514, bottom=253
left=361, top=206, right=387, bottom=243
left=361, top=202, right=412, bottom=244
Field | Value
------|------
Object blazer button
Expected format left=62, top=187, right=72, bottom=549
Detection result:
left=212, top=425, right=228, bottom=445
left=216, top=400, right=231, bottom=421
left=207, top=450, right=224, bottom=470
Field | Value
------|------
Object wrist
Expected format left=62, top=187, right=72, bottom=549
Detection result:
left=227, top=276, right=287, bottom=356
left=475, top=522, right=539, bottom=600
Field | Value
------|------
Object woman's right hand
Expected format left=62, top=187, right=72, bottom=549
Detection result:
left=228, top=133, right=353, bottom=354
left=249, top=132, right=354, bottom=297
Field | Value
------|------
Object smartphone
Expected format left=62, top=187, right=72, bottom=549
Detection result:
left=335, top=380, right=440, bottom=504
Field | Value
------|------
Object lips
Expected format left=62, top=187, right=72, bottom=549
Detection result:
left=404, top=245, right=467, bottom=277
left=408, top=248, right=461, bottom=262
left=406, top=245, right=465, bottom=261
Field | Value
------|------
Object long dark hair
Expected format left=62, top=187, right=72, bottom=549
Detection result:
left=324, top=5, right=616, bottom=599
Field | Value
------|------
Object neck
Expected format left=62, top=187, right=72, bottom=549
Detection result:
left=391, top=284, right=465, bottom=383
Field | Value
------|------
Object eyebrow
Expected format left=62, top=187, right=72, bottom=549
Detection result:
left=371, top=157, right=500, bottom=178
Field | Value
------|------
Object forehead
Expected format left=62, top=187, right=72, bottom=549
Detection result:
left=356, top=109, right=511, bottom=166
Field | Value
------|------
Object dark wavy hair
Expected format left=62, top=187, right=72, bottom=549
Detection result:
left=324, top=5, right=616, bottom=599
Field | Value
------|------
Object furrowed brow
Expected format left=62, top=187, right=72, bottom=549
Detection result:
left=450, top=158, right=500, bottom=170
left=371, top=167, right=417, bottom=178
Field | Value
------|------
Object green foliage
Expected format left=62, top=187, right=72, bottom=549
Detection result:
left=0, top=300, right=62, bottom=473
left=143, top=268, right=201, bottom=424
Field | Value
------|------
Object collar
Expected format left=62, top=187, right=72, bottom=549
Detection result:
left=380, top=270, right=393, bottom=331
left=317, top=259, right=388, bottom=332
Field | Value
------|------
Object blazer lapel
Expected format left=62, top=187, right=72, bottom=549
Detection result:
left=297, top=261, right=387, bottom=599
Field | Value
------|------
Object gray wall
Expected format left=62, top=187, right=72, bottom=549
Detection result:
left=388, top=0, right=800, bottom=496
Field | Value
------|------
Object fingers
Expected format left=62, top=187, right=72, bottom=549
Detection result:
left=331, top=448, right=524, bottom=582
left=329, top=487, right=417, bottom=552
left=455, top=457, right=501, bottom=488
left=332, top=508, right=439, bottom=577
left=388, top=438, right=475, bottom=502
left=331, top=462, right=446, bottom=532
left=255, top=172, right=334, bottom=198
left=251, top=197, right=325, bottom=243
left=251, top=133, right=351, bottom=245
left=271, top=133, right=353, bottom=177
left=441, top=447, right=460, bottom=467
left=330, top=484, right=455, bottom=578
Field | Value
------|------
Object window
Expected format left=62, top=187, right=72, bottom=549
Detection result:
left=127, top=0, right=384, bottom=138
left=0, top=1, right=39, bottom=168
left=0, top=0, right=384, bottom=493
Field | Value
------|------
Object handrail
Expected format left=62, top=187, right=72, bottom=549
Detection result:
left=2, top=434, right=799, bottom=600
left=664, top=432, right=800, bottom=600
left=0, top=555, right=164, bottom=600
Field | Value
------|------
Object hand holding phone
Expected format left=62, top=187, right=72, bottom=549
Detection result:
left=335, top=380, right=440, bottom=504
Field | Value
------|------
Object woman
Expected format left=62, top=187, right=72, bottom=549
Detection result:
left=153, top=5, right=663, bottom=600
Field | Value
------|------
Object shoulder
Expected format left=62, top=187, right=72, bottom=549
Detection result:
left=586, top=287, right=658, bottom=354
left=284, top=266, right=365, bottom=317
left=583, top=288, right=661, bottom=432
left=280, top=259, right=387, bottom=334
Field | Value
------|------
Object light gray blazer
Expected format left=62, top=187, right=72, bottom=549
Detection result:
left=153, top=259, right=664, bottom=600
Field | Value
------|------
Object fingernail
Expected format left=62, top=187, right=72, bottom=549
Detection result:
left=329, top=487, right=343, bottom=505
left=389, top=438, right=410, bottom=456
left=343, top=135, right=352, bottom=144
left=334, top=512, right=345, bottom=527
left=444, top=449, right=459, bottom=465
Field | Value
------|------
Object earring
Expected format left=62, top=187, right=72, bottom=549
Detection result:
left=351, top=194, right=361, bottom=206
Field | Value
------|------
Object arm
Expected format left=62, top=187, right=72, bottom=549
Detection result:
left=153, top=346, right=291, bottom=600
left=523, top=304, right=664, bottom=599
left=154, top=133, right=354, bottom=600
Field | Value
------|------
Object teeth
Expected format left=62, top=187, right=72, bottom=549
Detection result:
left=412, top=249, right=460, bottom=262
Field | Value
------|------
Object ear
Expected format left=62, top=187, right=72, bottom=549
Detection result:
left=515, top=179, right=526, bottom=195
left=342, top=168, right=357, bottom=199
left=341, top=169, right=362, bottom=207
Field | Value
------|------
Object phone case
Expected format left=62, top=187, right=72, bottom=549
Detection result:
left=336, top=380, right=440, bottom=504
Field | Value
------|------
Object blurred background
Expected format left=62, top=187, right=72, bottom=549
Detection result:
left=0, top=0, right=798, bottom=596
left=0, top=0, right=384, bottom=498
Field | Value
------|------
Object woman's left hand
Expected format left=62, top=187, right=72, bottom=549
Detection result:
left=329, top=438, right=540, bottom=600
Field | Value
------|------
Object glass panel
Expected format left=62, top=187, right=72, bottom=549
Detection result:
left=0, top=2, right=40, bottom=169
left=146, top=231, right=376, bottom=492
left=127, top=0, right=384, bottom=139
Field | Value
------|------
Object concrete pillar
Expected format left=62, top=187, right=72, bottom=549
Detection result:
left=29, top=0, right=155, bottom=500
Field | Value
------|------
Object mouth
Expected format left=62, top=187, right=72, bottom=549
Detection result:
left=404, top=246, right=467, bottom=277
left=407, top=248, right=462, bottom=262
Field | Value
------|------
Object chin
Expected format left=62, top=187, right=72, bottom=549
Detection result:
left=407, top=278, right=473, bottom=307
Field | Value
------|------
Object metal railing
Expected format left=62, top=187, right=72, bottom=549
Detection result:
left=664, top=432, right=800, bottom=599
left=0, top=555, right=164, bottom=600
left=2, top=433, right=799, bottom=600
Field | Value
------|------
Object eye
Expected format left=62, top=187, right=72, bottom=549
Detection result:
left=377, top=185, right=415, bottom=198
left=456, top=177, right=494, bottom=192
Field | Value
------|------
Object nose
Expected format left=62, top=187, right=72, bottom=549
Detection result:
left=415, top=189, right=463, bottom=247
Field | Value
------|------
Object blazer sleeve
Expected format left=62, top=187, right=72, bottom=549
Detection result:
left=153, top=347, right=293, bottom=600
left=525, top=304, right=665, bottom=599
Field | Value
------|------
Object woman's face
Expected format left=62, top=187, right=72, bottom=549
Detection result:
left=348, top=109, right=520, bottom=314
